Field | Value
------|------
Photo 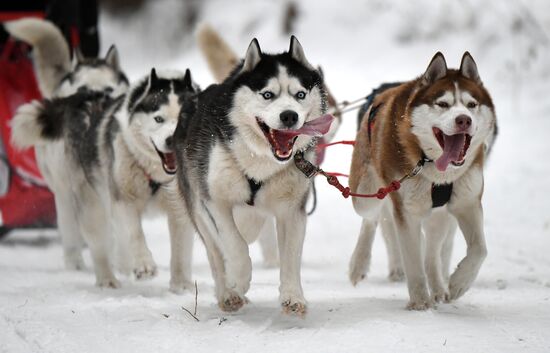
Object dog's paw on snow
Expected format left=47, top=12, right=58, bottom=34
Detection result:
left=218, top=291, right=246, bottom=312
left=133, top=261, right=157, bottom=280
left=169, top=279, right=194, bottom=295
left=432, top=290, right=450, bottom=304
left=280, top=293, right=307, bottom=317
left=96, top=276, right=121, bottom=289
left=406, top=298, right=433, bottom=311
left=64, top=253, right=86, bottom=271
left=388, top=267, right=405, bottom=282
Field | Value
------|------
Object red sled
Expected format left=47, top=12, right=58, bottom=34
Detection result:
left=0, top=37, right=56, bottom=236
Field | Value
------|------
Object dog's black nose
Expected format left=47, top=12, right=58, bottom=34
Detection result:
left=455, top=115, right=472, bottom=130
left=280, top=110, right=298, bottom=128
left=165, top=136, right=173, bottom=149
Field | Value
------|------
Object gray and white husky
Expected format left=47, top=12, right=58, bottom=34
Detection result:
left=11, top=68, right=199, bottom=290
left=6, top=18, right=129, bottom=271
left=174, top=36, right=333, bottom=315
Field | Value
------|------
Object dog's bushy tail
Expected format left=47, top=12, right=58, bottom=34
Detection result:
left=4, top=18, right=71, bottom=98
left=11, top=100, right=64, bottom=149
left=196, top=24, right=240, bottom=83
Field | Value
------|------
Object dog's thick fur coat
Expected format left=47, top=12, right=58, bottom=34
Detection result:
left=349, top=52, right=496, bottom=309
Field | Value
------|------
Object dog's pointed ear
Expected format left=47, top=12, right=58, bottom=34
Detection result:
left=72, top=47, right=85, bottom=68
left=289, top=36, right=313, bottom=69
left=460, top=51, right=481, bottom=83
left=241, top=38, right=262, bottom=73
left=104, top=45, right=120, bottom=71
left=183, top=68, right=193, bottom=89
left=148, top=68, right=159, bottom=90
left=317, top=65, right=325, bottom=80
left=422, top=52, right=447, bottom=85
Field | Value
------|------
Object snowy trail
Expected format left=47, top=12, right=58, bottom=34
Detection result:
left=2, top=0, right=550, bottom=352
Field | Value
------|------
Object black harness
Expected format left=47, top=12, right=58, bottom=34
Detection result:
left=431, top=183, right=453, bottom=208
left=245, top=177, right=263, bottom=206
left=149, top=179, right=162, bottom=195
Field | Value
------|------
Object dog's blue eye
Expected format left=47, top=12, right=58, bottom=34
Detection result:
left=295, top=91, right=306, bottom=100
left=261, top=91, right=274, bottom=100
left=154, top=116, right=164, bottom=123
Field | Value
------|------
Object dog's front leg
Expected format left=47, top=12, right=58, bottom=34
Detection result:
left=395, top=215, right=432, bottom=310
left=208, top=202, right=252, bottom=310
left=112, top=202, right=157, bottom=280
left=276, top=207, right=307, bottom=316
left=448, top=201, right=487, bottom=300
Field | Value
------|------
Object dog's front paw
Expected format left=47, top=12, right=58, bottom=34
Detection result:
left=64, top=252, right=86, bottom=271
left=133, top=255, right=157, bottom=280
left=169, top=279, right=194, bottom=295
left=406, top=287, right=433, bottom=310
left=280, top=292, right=307, bottom=317
left=432, top=289, right=450, bottom=304
left=96, top=275, right=121, bottom=289
left=448, top=271, right=474, bottom=300
left=218, top=290, right=247, bottom=312
left=388, top=267, right=405, bottom=282
left=349, top=256, right=369, bottom=286
left=406, top=297, right=433, bottom=311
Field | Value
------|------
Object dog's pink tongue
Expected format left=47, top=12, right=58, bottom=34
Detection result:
left=275, top=114, right=335, bottom=140
left=435, top=134, right=465, bottom=172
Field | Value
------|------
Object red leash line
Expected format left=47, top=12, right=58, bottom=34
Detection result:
left=316, top=140, right=356, bottom=148
left=321, top=173, right=401, bottom=200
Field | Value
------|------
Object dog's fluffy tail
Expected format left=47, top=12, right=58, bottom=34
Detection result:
left=196, top=24, right=240, bottom=83
left=4, top=18, right=71, bottom=98
left=11, top=100, right=63, bottom=149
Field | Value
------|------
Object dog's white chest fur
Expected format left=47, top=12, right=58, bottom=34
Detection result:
left=207, top=142, right=309, bottom=210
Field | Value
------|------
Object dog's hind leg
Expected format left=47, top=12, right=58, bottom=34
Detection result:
left=276, top=206, right=307, bottom=316
left=111, top=202, right=157, bottom=280
left=379, top=205, right=404, bottom=282
left=258, top=217, right=279, bottom=268
left=54, top=191, right=85, bottom=270
left=424, top=208, right=453, bottom=303
left=234, top=208, right=278, bottom=267
left=349, top=218, right=377, bottom=286
left=166, top=204, right=194, bottom=293
left=349, top=178, right=384, bottom=286
left=78, top=191, right=119, bottom=288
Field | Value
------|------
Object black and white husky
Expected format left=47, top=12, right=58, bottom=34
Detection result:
left=12, top=69, right=199, bottom=289
left=174, top=37, right=332, bottom=315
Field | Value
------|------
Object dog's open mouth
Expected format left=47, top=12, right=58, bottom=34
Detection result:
left=152, top=142, right=177, bottom=175
left=432, top=127, right=472, bottom=172
left=256, top=114, right=334, bottom=162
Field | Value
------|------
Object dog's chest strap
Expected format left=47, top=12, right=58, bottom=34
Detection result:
left=246, top=177, right=263, bottom=206
left=149, top=179, right=161, bottom=195
left=431, top=183, right=453, bottom=208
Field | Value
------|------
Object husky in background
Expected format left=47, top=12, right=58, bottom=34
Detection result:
left=196, top=24, right=341, bottom=268
left=11, top=69, right=198, bottom=289
left=175, top=35, right=332, bottom=315
left=349, top=52, right=496, bottom=309
left=5, top=18, right=129, bottom=271
left=4, top=18, right=128, bottom=99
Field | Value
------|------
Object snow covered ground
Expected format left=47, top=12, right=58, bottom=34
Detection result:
left=1, top=0, right=550, bottom=352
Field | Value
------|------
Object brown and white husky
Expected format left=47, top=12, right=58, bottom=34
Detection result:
left=348, top=52, right=496, bottom=310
